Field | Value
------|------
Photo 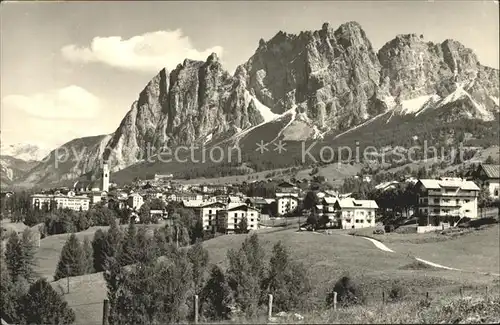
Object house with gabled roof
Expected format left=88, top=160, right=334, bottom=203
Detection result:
left=473, top=164, right=500, bottom=199
left=415, top=177, right=480, bottom=224
left=334, top=198, right=378, bottom=229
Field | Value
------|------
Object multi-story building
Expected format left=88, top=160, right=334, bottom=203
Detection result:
left=415, top=178, right=480, bottom=224
left=275, top=181, right=300, bottom=216
left=127, top=193, right=144, bottom=210
left=31, top=192, right=91, bottom=211
left=182, top=200, right=226, bottom=232
left=334, top=198, right=378, bottom=229
left=216, top=203, right=260, bottom=234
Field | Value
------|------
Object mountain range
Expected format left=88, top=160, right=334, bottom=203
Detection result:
left=7, top=21, right=500, bottom=188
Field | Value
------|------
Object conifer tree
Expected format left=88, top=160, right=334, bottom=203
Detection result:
left=118, top=221, right=137, bottom=267
left=136, top=227, right=156, bottom=263
left=5, top=232, right=24, bottom=281
left=20, top=228, right=38, bottom=283
left=54, top=234, right=86, bottom=281
left=5, top=230, right=36, bottom=283
left=19, top=278, right=76, bottom=324
left=82, top=236, right=94, bottom=274
left=1, top=242, right=19, bottom=323
left=91, top=229, right=107, bottom=272
left=201, top=265, right=232, bottom=321
left=187, top=240, right=209, bottom=295
left=226, top=234, right=265, bottom=317
left=265, top=241, right=311, bottom=312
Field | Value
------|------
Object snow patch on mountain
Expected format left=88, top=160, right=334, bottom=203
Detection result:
left=490, top=96, right=499, bottom=106
left=203, top=133, right=213, bottom=145
left=382, top=96, right=397, bottom=111
left=244, top=90, right=280, bottom=123
left=437, top=83, right=494, bottom=121
left=400, top=95, right=436, bottom=114
left=414, top=95, right=442, bottom=116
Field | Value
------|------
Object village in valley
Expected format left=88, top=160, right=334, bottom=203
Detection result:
left=5, top=160, right=498, bottom=237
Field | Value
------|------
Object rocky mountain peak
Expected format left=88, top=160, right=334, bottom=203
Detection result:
left=20, top=20, right=500, bottom=187
left=206, top=52, right=219, bottom=64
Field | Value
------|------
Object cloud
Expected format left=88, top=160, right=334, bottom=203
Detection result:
left=2, top=86, right=101, bottom=120
left=61, top=29, right=224, bottom=73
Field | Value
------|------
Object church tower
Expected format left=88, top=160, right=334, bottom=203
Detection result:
left=101, top=161, right=110, bottom=192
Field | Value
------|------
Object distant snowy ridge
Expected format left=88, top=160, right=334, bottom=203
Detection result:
left=0, top=143, right=52, bottom=161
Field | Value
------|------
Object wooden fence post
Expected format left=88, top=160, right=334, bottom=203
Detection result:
left=426, top=292, right=429, bottom=300
left=102, top=299, right=109, bottom=325
left=66, top=265, right=70, bottom=294
left=194, top=295, right=199, bottom=324
left=460, top=287, right=463, bottom=298
left=268, top=294, right=273, bottom=321
left=382, top=291, right=385, bottom=304
left=333, top=291, right=337, bottom=311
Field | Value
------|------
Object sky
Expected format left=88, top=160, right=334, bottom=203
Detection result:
left=1, top=0, right=499, bottom=150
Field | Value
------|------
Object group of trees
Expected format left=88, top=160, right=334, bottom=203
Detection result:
left=0, top=228, right=76, bottom=324
left=103, top=233, right=311, bottom=324
left=53, top=203, right=208, bottom=281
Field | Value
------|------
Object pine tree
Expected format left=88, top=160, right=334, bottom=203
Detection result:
left=106, top=218, right=123, bottom=259
left=136, top=227, right=157, bottom=264
left=82, top=236, right=94, bottom=274
left=5, top=232, right=23, bottom=281
left=20, top=228, right=38, bottom=283
left=153, top=228, right=168, bottom=257
left=92, top=220, right=123, bottom=272
left=19, top=278, right=76, bottom=324
left=1, top=242, right=19, bottom=323
left=5, top=231, right=33, bottom=282
left=201, top=265, right=232, bottom=321
left=265, top=241, right=311, bottom=312
left=237, top=217, right=248, bottom=234
left=187, top=240, right=209, bottom=295
left=91, top=229, right=108, bottom=272
left=105, top=249, right=193, bottom=324
left=226, top=248, right=260, bottom=317
left=118, top=221, right=137, bottom=266
left=226, top=233, right=266, bottom=317
left=54, top=234, right=86, bottom=281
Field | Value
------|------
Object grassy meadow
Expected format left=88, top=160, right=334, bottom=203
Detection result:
left=34, top=225, right=500, bottom=324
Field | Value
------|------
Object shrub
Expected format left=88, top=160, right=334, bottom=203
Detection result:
left=373, top=228, right=385, bottom=235
left=395, top=226, right=417, bottom=234
left=327, top=276, right=365, bottom=307
left=388, top=282, right=408, bottom=302
left=384, top=225, right=395, bottom=233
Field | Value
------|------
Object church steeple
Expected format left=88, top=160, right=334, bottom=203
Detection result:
left=101, top=160, right=110, bottom=192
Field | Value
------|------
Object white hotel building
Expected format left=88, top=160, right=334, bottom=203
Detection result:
left=415, top=178, right=480, bottom=223
left=31, top=192, right=91, bottom=211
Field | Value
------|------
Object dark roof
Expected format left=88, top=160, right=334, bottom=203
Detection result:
left=480, top=164, right=500, bottom=179
left=277, top=181, right=295, bottom=188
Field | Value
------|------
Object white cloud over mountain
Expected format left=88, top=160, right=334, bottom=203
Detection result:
left=2, top=85, right=101, bottom=120
left=61, top=29, right=224, bottom=73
